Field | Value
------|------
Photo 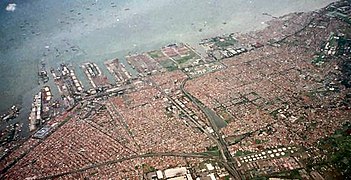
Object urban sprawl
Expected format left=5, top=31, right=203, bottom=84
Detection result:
left=1, top=1, right=351, bottom=179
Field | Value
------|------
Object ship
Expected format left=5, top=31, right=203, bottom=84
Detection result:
left=1, top=105, right=20, bottom=122
left=38, top=61, right=49, bottom=84
left=28, top=92, right=42, bottom=131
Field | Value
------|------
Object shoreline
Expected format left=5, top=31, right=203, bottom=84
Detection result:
left=0, top=0, right=337, bottom=113
left=1, top=0, right=350, bottom=179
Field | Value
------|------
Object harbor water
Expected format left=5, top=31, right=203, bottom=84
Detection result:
left=0, top=0, right=336, bottom=136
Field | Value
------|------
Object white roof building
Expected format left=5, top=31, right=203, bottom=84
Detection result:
left=164, top=167, right=187, bottom=178
left=206, top=163, right=215, bottom=171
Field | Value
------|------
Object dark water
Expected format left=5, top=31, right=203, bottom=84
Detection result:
left=0, top=0, right=336, bottom=135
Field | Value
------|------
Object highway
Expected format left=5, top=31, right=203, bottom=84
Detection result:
left=3, top=80, right=242, bottom=179
left=37, top=152, right=218, bottom=179
left=180, top=78, right=242, bottom=179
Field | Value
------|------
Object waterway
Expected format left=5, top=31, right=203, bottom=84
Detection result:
left=0, top=0, right=336, bottom=136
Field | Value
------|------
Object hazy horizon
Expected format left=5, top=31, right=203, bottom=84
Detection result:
left=0, top=0, right=336, bottom=114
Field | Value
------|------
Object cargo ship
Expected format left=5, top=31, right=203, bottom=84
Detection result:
left=28, top=91, right=42, bottom=131
left=1, top=105, right=20, bottom=122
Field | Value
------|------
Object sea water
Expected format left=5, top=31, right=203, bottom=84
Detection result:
left=0, top=0, right=336, bottom=136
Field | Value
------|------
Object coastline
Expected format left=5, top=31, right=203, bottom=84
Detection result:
left=1, top=0, right=350, bottom=179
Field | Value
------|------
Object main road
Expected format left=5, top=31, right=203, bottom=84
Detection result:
left=180, top=78, right=242, bottom=179
left=37, top=152, right=219, bottom=179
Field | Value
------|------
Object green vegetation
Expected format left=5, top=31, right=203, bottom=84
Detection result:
left=316, top=123, right=351, bottom=178
left=166, top=66, right=178, bottom=71
left=251, top=176, right=268, bottom=180
left=89, top=172, right=98, bottom=176
left=147, top=50, right=163, bottom=59
left=270, top=109, right=280, bottom=119
left=210, top=36, right=238, bottom=48
left=224, top=175, right=230, bottom=180
left=290, top=169, right=302, bottom=179
left=164, top=110, right=174, bottom=118
left=216, top=109, right=233, bottom=123
left=312, top=55, right=324, bottom=65
left=305, top=90, right=318, bottom=99
left=255, top=139, right=262, bottom=144
left=345, top=17, right=351, bottom=25
left=183, top=93, right=204, bottom=106
left=328, top=33, right=338, bottom=47
left=312, top=33, right=351, bottom=66
left=205, top=146, right=220, bottom=156
left=226, top=134, right=246, bottom=145
left=159, top=59, right=178, bottom=71
left=309, top=121, right=317, bottom=129
left=142, top=163, right=156, bottom=173
left=207, top=146, right=218, bottom=151
left=335, top=35, right=351, bottom=56
left=197, top=160, right=218, bottom=170
left=176, top=52, right=199, bottom=64
left=58, top=115, right=72, bottom=128
left=234, top=150, right=254, bottom=157
left=334, top=12, right=351, bottom=25
left=262, top=169, right=302, bottom=179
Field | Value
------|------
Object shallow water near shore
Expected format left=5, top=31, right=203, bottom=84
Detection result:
left=0, top=0, right=336, bottom=135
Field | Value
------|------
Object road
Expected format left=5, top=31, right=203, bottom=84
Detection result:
left=180, top=78, right=242, bottom=179
left=37, top=152, right=218, bottom=179
left=3, top=79, right=242, bottom=179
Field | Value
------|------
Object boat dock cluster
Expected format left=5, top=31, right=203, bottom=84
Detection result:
left=28, top=64, right=86, bottom=132
left=104, top=58, right=132, bottom=85
left=24, top=41, right=230, bottom=136
left=2, top=1, right=351, bottom=179
left=82, top=62, right=110, bottom=88
left=28, top=86, right=54, bottom=131
left=52, top=64, right=84, bottom=104
left=0, top=123, right=22, bottom=158
left=28, top=91, right=41, bottom=131
left=0, top=105, right=19, bottom=122
left=126, top=53, right=162, bottom=76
